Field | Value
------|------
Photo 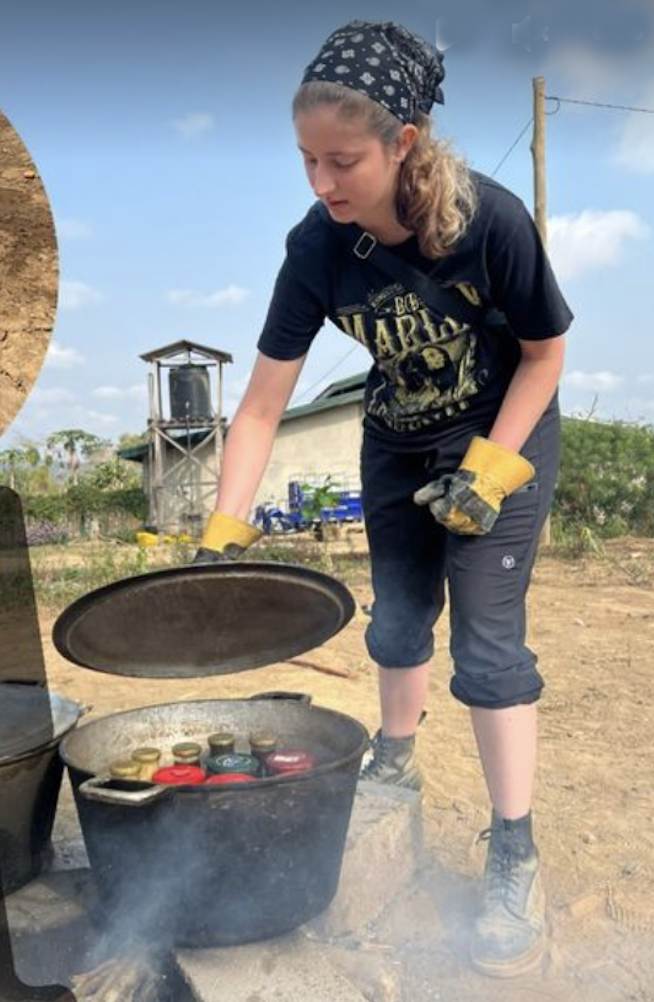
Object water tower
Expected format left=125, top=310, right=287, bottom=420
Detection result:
left=140, top=339, right=233, bottom=537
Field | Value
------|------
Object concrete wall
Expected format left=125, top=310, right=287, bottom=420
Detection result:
left=255, top=401, right=365, bottom=509
left=138, top=402, right=365, bottom=525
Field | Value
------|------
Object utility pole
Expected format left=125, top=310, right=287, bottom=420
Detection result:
left=532, top=77, right=547, bottom=245
left=531, top=76, right=552, bottom=545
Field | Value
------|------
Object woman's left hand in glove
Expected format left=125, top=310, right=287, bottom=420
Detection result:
left=413, top=436, right=535, bottom=536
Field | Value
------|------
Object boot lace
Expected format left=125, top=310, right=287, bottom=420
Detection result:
left=360, top=731, right=389, bottom=778
left=478, top=828, right=529, bottom=918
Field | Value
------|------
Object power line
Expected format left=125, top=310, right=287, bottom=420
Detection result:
left=490, top=92, right=654, bottom=180
left=491, top=118, right=534, bottom=177
left=546, top=95, right=654, bottom=115
left=292, top=343, right=360, bottom=405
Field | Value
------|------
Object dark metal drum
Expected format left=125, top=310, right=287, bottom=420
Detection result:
left=0, top=685, right=82, bottom=894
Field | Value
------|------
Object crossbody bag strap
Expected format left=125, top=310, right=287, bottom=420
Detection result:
left=325, top=209, right=507, bottom=329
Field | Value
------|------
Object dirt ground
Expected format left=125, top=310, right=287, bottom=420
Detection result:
left=0, top=109, right=58, bottom=437
left=39, top=537, right=654, bottom=1001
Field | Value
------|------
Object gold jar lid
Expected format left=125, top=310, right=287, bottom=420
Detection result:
left=172, top=741, right=202, bottom=762
left=110, top=760, right=141, bottom=780
left=207, top=731, right=235, bottom=751
left=131, top=747, right=162, bottom=764
left=249, top=730, right=277, bottom=753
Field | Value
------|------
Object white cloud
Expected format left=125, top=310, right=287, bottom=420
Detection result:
left=170, top=112, right=215, bottom=138
left=92, top=384, right=147, bottom=401
left=82, top=409, right=118, bottom=426
left=30, top=387, right=75, bottom=405
left=91, top=386, right=122, bottom=400
left=10, top=402, right=119, bottom=436
left=548, top=209, right=650, bottom=280
left=636, top=373, right=654, bottom=384
left=59, top=280, right=104, bottom=311
left=45, top=342, right=86, bottom=369
left=545, top=43, right=631, bottom=100
left=615, top=81, right=654, bottom=173
left=166, top=284, right=251, bottom=308
left=563, top=370, right=624, bottom=392
left=543, top=42, right=654, bottom=174
left=56, top=217, right=91, bottom=240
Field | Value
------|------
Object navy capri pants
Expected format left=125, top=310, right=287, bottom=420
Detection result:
left=361, top=399, right=561, bottom=710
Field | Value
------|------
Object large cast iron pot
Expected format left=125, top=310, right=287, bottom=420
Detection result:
left=0, top=684, right=83, bottom=894
left=60, top=694, right=369, bottom=947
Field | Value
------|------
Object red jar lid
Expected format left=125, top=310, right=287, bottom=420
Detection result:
left=152, top=765, right=206, bottom=785
left=205, top=773, right=257, bottom=785
left=264, top=750, right=318, bottom=776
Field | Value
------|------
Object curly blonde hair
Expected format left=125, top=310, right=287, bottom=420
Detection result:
left=292, top=81, right=477, bottom=259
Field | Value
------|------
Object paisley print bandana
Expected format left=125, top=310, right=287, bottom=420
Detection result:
left=300, top=20, right=445, bottom=123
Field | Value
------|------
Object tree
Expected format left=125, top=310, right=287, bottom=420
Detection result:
left=0, top=445, right=40, bottom=490
left=117, top=431, right=148, bottom=452
left=83, top=457, right=141, bottom=491
left=45, top=429, right=107, bottom=485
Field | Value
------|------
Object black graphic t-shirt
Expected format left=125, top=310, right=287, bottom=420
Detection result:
left=257, top=171, right=574, bottom=449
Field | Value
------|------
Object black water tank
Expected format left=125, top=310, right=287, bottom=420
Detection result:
left=169, top=366, right=213, bottom=421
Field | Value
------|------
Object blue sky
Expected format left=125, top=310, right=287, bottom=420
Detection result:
left=1, top=0, right=653, bottom=447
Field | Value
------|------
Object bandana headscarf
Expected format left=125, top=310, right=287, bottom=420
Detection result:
left=300, top=20, right=445, bottom=124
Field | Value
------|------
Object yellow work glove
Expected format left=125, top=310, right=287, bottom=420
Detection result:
left=413, top=436, right=535, bottom=536
left=193, top=512, right=263, bottom=564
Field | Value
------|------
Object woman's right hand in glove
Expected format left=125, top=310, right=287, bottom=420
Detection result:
left=193, top=512, right=263, bottom=564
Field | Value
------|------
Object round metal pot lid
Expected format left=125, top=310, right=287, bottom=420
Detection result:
left=52, top=561, right=356, bottom=679
left=0, top=684, right=82, bottom=763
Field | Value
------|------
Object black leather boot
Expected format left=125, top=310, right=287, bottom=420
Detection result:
left=359, top=729, right=422, bottom=790
left=470, top=810, right=546, bottom=978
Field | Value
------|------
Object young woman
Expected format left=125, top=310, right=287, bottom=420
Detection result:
left=195, top=20, right=573, bottom=979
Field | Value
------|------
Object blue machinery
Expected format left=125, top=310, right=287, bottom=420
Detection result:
left=254, top=480, right=363, bottom=535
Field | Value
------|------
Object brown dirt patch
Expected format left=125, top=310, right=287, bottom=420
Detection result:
left=0, top=108, right=58, bottom=437
left=39, top=538, right=654, bottom=999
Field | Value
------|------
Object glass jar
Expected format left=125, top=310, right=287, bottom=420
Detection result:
left=109, top=760, right=141, bottom=780
left=207, top=731, right=236, bottom=757
left=205, top=773, right=257, bottom=785
left=131, top=747, right=162, bottom=782
left=206, top=752, right=259, bottom=778
left=152, top=764, right=206, bottom=785
left=264, top=750, right=318, bottom=777
left=248, top=730, right=277, bottom=776
left=172, top=742, right=203, bottom=766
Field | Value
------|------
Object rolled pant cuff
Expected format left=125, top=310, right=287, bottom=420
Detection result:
left=449, top=666, right=544, bottom=709
left=365, top=627, right=434, bottom=669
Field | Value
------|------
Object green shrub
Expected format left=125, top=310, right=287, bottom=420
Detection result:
left=23, top=485, right=147, bottom=532
left=554, top=418, right=654, bottom=537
